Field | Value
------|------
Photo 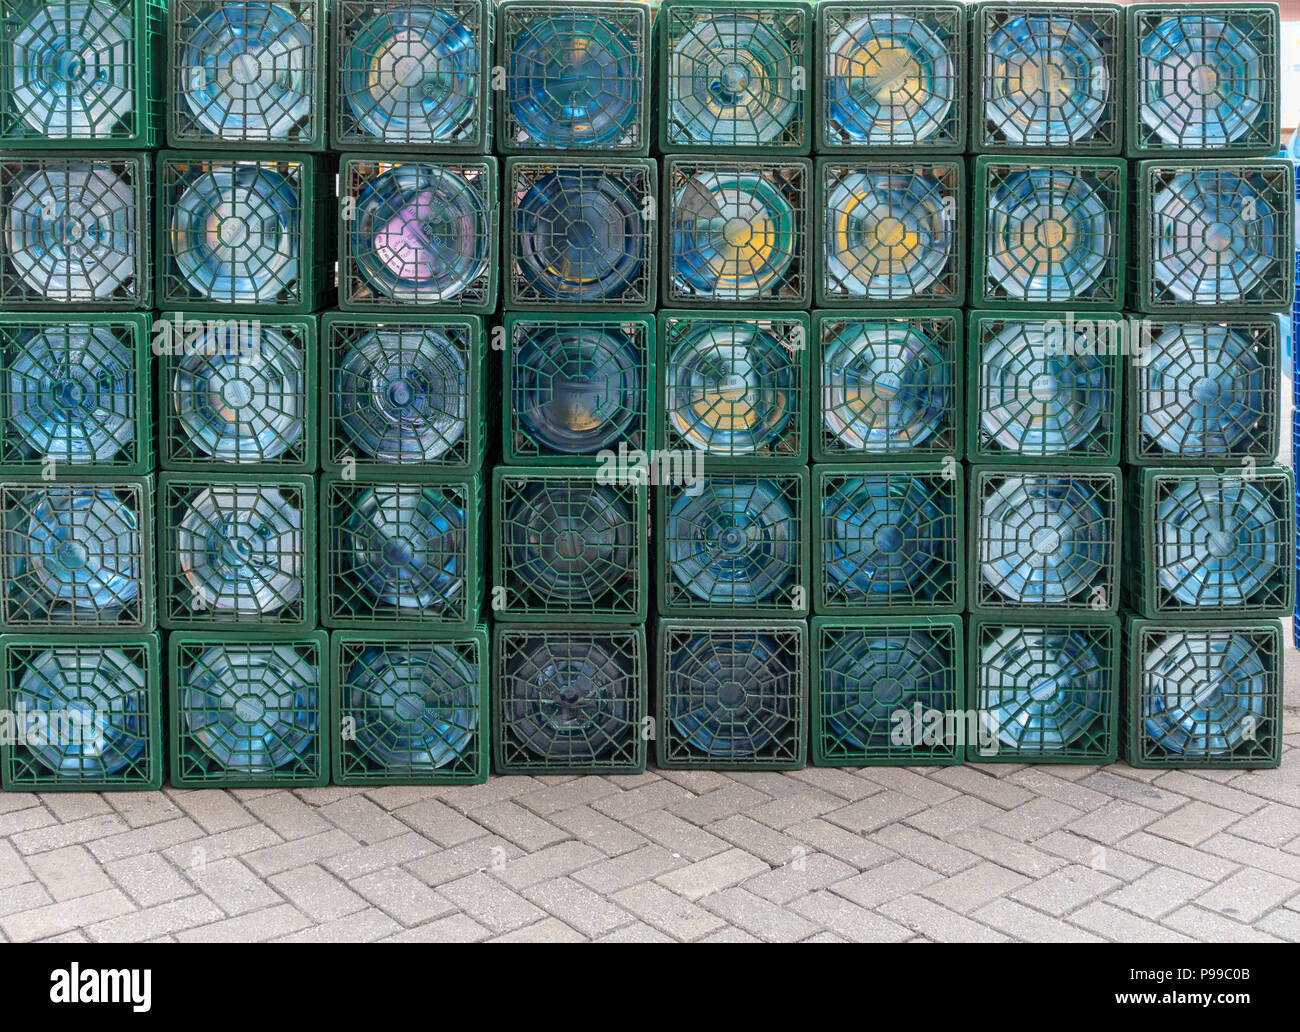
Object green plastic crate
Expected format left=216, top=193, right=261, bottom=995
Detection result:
left=659, top=467, right=810, bottom=617
left=967, top=310, right=1123, bottom=465
left=0, top=633, right=161, bottom=790
left=0, top=475, right=153, bottom=631
left=0, top=312, right=151, bottom=475
left=156, top=151, right=329, bottom=314
left=505, top=156, right=657, bottom=311
left=970, top=155, right=1126, bottom=310
left=663, top=156, right=810, bottom=308
left=321, top=312, right=490, bottom=475
left=656, top=618, right=807, bottom=770
left=1126, top=315, right=1281, bottom=465
left=492, top=466, right=647, bottom=623
left=1124, top=615, right=1281, bottom=769
left=970, top=2, right=1123, bottom=155
left=971, top=466, right=1121, bottom=614
left=1127, top=4, right=1280, bottom=158
left=321, top=473, right=482, bottom=630
left=816, top=158, right=964, bottom=307
left=157, top=472, right=315, bottom=631
left=657, top=0, right=811, bottom=154
left=811, top=310, right=962, bottom=462
left=156, top=311, right=316, bottom=472
left=0, top=0, right=164, bottom=148
left=496, top=1, right=650, bottom=155
left=815, top=2, right=966, bottom=154
left=967, top=613, right=1120, bottom=764
left=338, top=155, right=498, bottom=314
left=332, top=627, right=489, bottom=785
left=811, top=614, right=963, bottom=767
left=493, top=624, right=647, bottom=774
left=1133, top=158, right=1295, bottom=315
left=1128, top=465, right=1294, bottom=620
left=504, top=313, right=655, bottom=464
left=814, top=463, right=963, bottom=614
left=0, top=153, right=150, bottom=309
left=167, top=0, right=326, bottom=148
left=659, top=311, right=809, bottom=464
left=332, top=0, right=492, bottom=152
left=169, top=630, right=329, bottom=787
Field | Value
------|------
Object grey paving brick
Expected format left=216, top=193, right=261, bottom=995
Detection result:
left=241, top=830, right=360, bottom=878
left=1079, top=771, right=1190, bottom=813
left=466, top=801, right=570, bottom=851
left=28, top=845, right=113, bottom=902
left=1195, top=867, right=1299, bottom=924
left=0, top=887, right=135, bottom=942
left=624, top=809, right=729, bottom=861
left=667, top=783, right=773, bottom=826
left=878, top=894, right=1008, bottom=942
left=176, top=903, right=312, bottom=943
left=740, top=852, right=857, bottom=905
left=1113, top=831, right=1236, bottom=881
left=740, top=789, right=846, bottom=830
left=1225, top=803, right=1300, bottom=847
left=1150, top=771, right=1269, bottom=816
left=165, top=789, right=257, bottom=833
left=1035, top=831, right=1153, bottom=880
left=920, top=862, right=1031, bottom=913
left=932, top=766, right=1036, bottom=809
left=784, top=766, right=885, bottom=800
left=317, top=796, right=409, bottom=844
left=0, top=840, right=30, bottom=890
left=1160, top=905, right=1283, bottom=943
left=905, top=795, right=1004, bottom=837
left=824, top=791, right=925, bottom=834
left=1104, top=868, right=1215, bottom=920
left=269, top=864, right=368, bottom=922
left=273, top=907, right=403, bottom=943
left=594, top=921, right=677, bottom=943
left=243, top=793, right=331, bottom=839
left=570, top=844, right=687, bottom=895
left=187, top=858, right=282, bottom=916
left=1005, top=769, right=1112, bottom=812
left=390, top=798, right=487, bottom=847
left=0, top=881, right=52, bottom=920
left=405, top=836, right=524, bottom=886
left=515, top=778, right=621, bottom=817
left=439, top=872, right=545, bottom=933
left=350, top=867, right=456, bottom=926
left=489, top=840, right=607, bottom=891
left=655, top=848, right=769, bottom=901
left=610, top=882, right=727, bottom=941
left=1199, top=832, right=1300, bottom=880
left=161, top=825, right=283, bottom=868
left=1256, top=906, right=1300, bottom=940
left=321, top=831, right=438, bottom=880
left=86, top=817, right=204, bottom=863
left=549, top=805, right=649, bottom=856
left=983, top=798, right=1086, bottom=842
left=868, top=824, right=979, bottom=876
left=1009, top=864, right=1122, bottom=917
left=698, top=887, right=819, bottom=942
left=490, top=917, right=589, bottom=942
left=41, top=794, right=112, bottom=823
left=381, top=913, right=491, bottom=942
left=9, top=814, right=127, bottom=855
left=87, top=896, right=225, bottom=942
left=859, top=767, right=960, bottom=804
left=786, top=818, right=896, bottom=869
left=949, top=828, right=1068, bottom=878
left=592, top=780, right=695, bottom=820
left=830, top=858, right=943, bottom=909
left=1065, top=801, right=1163, bottom=845
left=1147, top=803, right=1241, bottom=847
left=974, top=898, right=1105, bottom=942
left=706, top=815, right=802, bottom=866
left=105, top=792, right=183, bottom=828
left=522, top=877, right=631, bottom=937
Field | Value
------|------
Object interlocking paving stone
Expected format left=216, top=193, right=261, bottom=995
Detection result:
left=1, top=741, right=1297, bottom=942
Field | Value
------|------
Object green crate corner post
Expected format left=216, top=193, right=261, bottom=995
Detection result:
left=1125, top=315, right=1281, bottom=465
left=1128, top=465, right=1295, bottom=620
left=321, top=312, right=491, bottom=475
left=662, top=156, right=811, bottom=308
left=167, top=0, right=326, bottom=149
left=0, top=633, right=162, bottom=790
left=970, top=465, right=1121, bottom=614
left=658, top=467, right=810, bottom=618
left=970, top=155, right=1126, bottom=311
left=657, top=0, right=812, bottom=154
left=332, top=0, right=493, bottom=153
left=493, top=624, right=647, bottom=775
left=1124, top=615, right=1282, bottom=769
left=505, top=156, right=657, bottom=312
left=969, top=2, right=1123, bottom=156
left=656, top=618, right=807, bottom=770
left=811, top=614, right=963, bottom=767
left=814, top=2, right=967, bottom=155
left=332, top=627, right=490, bottom=785
left=966, top=310, right=1123, bottom=465
left=658, top=311, right=810, bottom=464
left=0, top=153, right=151, bottom=310
left=169, top=630, right=329, bottom=787
left=815, top=157, right=965, bottom=308
left=1134, top=158, right=1295, bottom=315
left=503, top=312, right=655, bottom=465
left=496, top=1, right=651, bottom=156
left=966, top=613, right=1120, bottom=764
left=338, top=155, right=498, bottom=314
left=0, top=475, right=154, bottom=632
left=811, top=309, right=963, bottom=462
left=491, top=466, right=647, bottom=623
left=156, top=151, right=329, bottom=315
left=814, top=462, right=964, bottom=614
left=157, top=472, right=317, bottom=631
left=0, top=0, right=165, bottom=149
left=321, top=472, right=483, bottom=630
left=156, top=311, right=317, bottom=473
left=0, top=312, right=152, bottom=475
left=1127, top=3, right=1280, bottom=158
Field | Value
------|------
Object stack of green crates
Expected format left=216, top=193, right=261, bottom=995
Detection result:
left=0, top=0, right=162, bottom=791
left=492, top=1, right=654, bottom=775
left=1123, top=3, right=1293, bottom=771
left=964, top=2, right=1128, bottom=766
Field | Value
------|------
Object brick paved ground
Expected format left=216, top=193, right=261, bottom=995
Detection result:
left=1, top=649, right=1295, bottom=943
